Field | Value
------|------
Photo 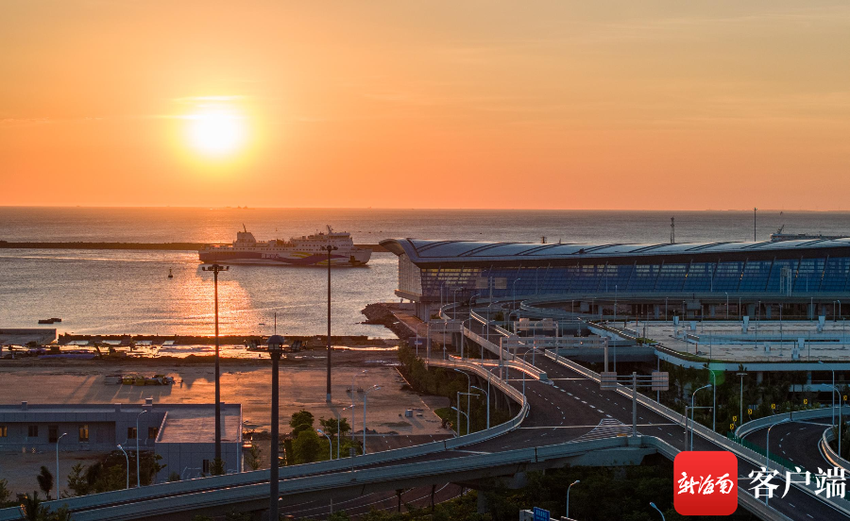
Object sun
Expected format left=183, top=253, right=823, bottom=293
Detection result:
left=185, top=107, right=247, bottom=157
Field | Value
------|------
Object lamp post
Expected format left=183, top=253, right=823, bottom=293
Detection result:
left=317, top=429, right=333, bottom=460
left=766, top=419, right=791, bottom=506
left=117, top=444, right=130, bottom=489
left=820, top=361, right=835, bottom=427
left=566, top=479, right=580, bottom=519
left=323, top=244, right=337, bottom=403
left=55, top=432, right=67, bottom=499
left=450, top=405, right=469, bottom=437
left=453, top=369, right=471, bottom=431
left=136, top=409, right=148, bottom=487
left=709, top=371, right=716, bottom=432
left=268, top=334, right=285, bottom=521
left=691, top=384, right=712, bottom=450
left=736, top=372, right=748, bottom=428
left=649, top=502, right=665, bottom=521
left=333, top=404, right=354, bottom=460
left=201, top=261, right=229, bottom=468
left=362, top=385, right=380, bottom=454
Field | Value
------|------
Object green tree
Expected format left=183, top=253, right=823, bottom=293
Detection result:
left=168, top=472, right=181, bottom=482
left=290, top=410, right=315, bottom=436
left=66, top=463, right=90, bottom=497
left=37, top=467, right=53, bottom=499
left=210, top=458, right=225, bottom=476
left=0, top=478, right=12, bottom=507
left=320, top=416, right=351, bottom=438
left=246, top=444, right=262, bottom=471
left=292, top=429, right=321, bottom=464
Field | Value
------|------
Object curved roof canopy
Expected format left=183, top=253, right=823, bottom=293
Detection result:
left=380, top=238, right=850, bottom=266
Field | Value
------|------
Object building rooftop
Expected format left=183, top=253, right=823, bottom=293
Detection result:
left=157, top=404, right=242, bottom=444
left=381, top=238, right=850, bottom=265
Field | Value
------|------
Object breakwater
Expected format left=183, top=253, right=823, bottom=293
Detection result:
left=0, top=241, right=388, bottom=252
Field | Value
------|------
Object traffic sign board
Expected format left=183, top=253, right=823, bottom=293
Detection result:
left=533, top=507, right=550, bottom=521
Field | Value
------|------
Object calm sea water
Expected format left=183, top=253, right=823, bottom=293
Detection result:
left=1, top=207, right=849, bottom=337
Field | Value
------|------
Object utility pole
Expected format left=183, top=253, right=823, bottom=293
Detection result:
left=202, top=261, right=229, bottom=470
left=324, top=243, right=338, bottom=402
left=753, top=207, right=757, bottom=241
left=670, top=217, right=675, bottom=244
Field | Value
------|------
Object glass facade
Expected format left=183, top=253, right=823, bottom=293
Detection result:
left=408, top=255, right=850, bottom=300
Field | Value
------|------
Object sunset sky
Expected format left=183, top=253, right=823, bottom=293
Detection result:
left=1, top=1, right=849, bottom=210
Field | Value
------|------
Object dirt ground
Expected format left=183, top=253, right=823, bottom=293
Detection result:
left=0, top=350, right=452, bottom=496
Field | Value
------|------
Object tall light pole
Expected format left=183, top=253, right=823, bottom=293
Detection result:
left=117, top=444, right=129, bottom=489
left=766, top=419, right=790, bottom=506
left=649, top=502, right=665, bottom=521
left=820, top=361, right=835, bottom=427
left=691, top=384, right=712, bottom=450
left=55, top=432, right=67, bottom=499
left=202, top=261, right=229, bottom=469
left=136, top=409, right=148, bottom=487
left=363, top=385, right=380, bottom=454
left=268, top=334, right=285, bottom=521
left=324, top=244, right=338, bottom=403
left=333, top=404, right=354, bottom=460
left=453, top=369, right=471, bottom=430
left=566, top=479, right=580, bottom=519
left=709, top=371, right=716, bottom=432
left=317, top=429, right=333, bottom=460
left=736, top=372, right=748, bottom=428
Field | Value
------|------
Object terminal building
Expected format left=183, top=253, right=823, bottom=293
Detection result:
left=0, top=400, right=243, bottom=481
left=380, top=238, right=850, bottom=321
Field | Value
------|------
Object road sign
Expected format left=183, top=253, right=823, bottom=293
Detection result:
left=651, top=371, right=669, bottom=391
left=533, top=507, right=550, bottom=521
left=600, top=372, right=618, bottom=389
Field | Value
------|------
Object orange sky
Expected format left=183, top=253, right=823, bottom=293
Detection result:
left=1, top=1, right=849, bottom=210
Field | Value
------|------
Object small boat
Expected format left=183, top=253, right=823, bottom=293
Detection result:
left=38, top=318, right=61, bottom=324
left=168, top=268, right=173, bottom=279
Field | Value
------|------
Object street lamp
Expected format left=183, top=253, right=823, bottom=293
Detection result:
left=268, top=334, right=285, bottom=521
left=691, top=384, right=712, bottom=450
left=765, top=419, right=791, bottom=506
left=362, top=385, right=381, bottom=454
left=709, top=371, right=716, bottom=432
left=819, top=361, right=836, bottom=427
left=566, top=479, right=580, bottom=519
left=323, top=244, right=338, bottom=403
left=649, top=502, right=665, bottom=521
left=736, top=372, right=748, bottom=428
left=317, top=429, right=333, bottom=460
left=333, top=404, right=355, bottom=460
left=201, top=261, right=229, bottom=468
left=453, top=368, right=471, bottom=430
left=117, top=444, right=130, bottom=489
left=450, top=405, right=469, bottom=437
left=55, top=432, right=67, bottom=498
left=136, top=409, right=148, bottom=487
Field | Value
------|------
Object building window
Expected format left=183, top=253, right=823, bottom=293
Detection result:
left=0, top=425, right=7, bottom=437
left=78, top=424, right=89, bottom=442
left=49, top=425, right=59, bottom=443
left=128, top=427, right=137, bottom=439
left=202, top=459, right=210, bottom=474
left=28, top=425, right=38, bottom=438
left=148, top=427, right=158, bottom=440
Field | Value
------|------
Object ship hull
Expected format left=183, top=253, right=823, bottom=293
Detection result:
left=199, top=249, right=371, bottom=267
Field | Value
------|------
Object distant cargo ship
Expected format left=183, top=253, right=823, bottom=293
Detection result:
left=199, top=225, right=371, bottom=266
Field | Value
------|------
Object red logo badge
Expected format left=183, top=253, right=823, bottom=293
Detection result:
left=674, top=451, right=738, bottom=516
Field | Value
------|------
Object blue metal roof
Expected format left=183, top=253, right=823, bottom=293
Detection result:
left=379, top=238, right=850, bottom=265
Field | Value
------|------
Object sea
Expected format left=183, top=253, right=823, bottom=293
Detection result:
left=2, top=207, right=849, bottom=338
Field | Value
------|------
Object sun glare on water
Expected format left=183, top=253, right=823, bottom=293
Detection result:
left=185, top=106, right=247, bottom=157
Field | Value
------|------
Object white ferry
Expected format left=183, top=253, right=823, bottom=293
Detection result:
left=199, top=225, right=371, bottom=266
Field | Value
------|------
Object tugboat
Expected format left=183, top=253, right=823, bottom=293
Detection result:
left=168, top=268, right=173, bottom=279
left=199, top=225, right=372, bottom=266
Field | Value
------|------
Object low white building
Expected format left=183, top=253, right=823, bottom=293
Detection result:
left=0, top=399, right=242, bottom=481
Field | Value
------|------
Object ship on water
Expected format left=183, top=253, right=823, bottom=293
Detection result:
left=199, top=225, right=371, bottom=266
